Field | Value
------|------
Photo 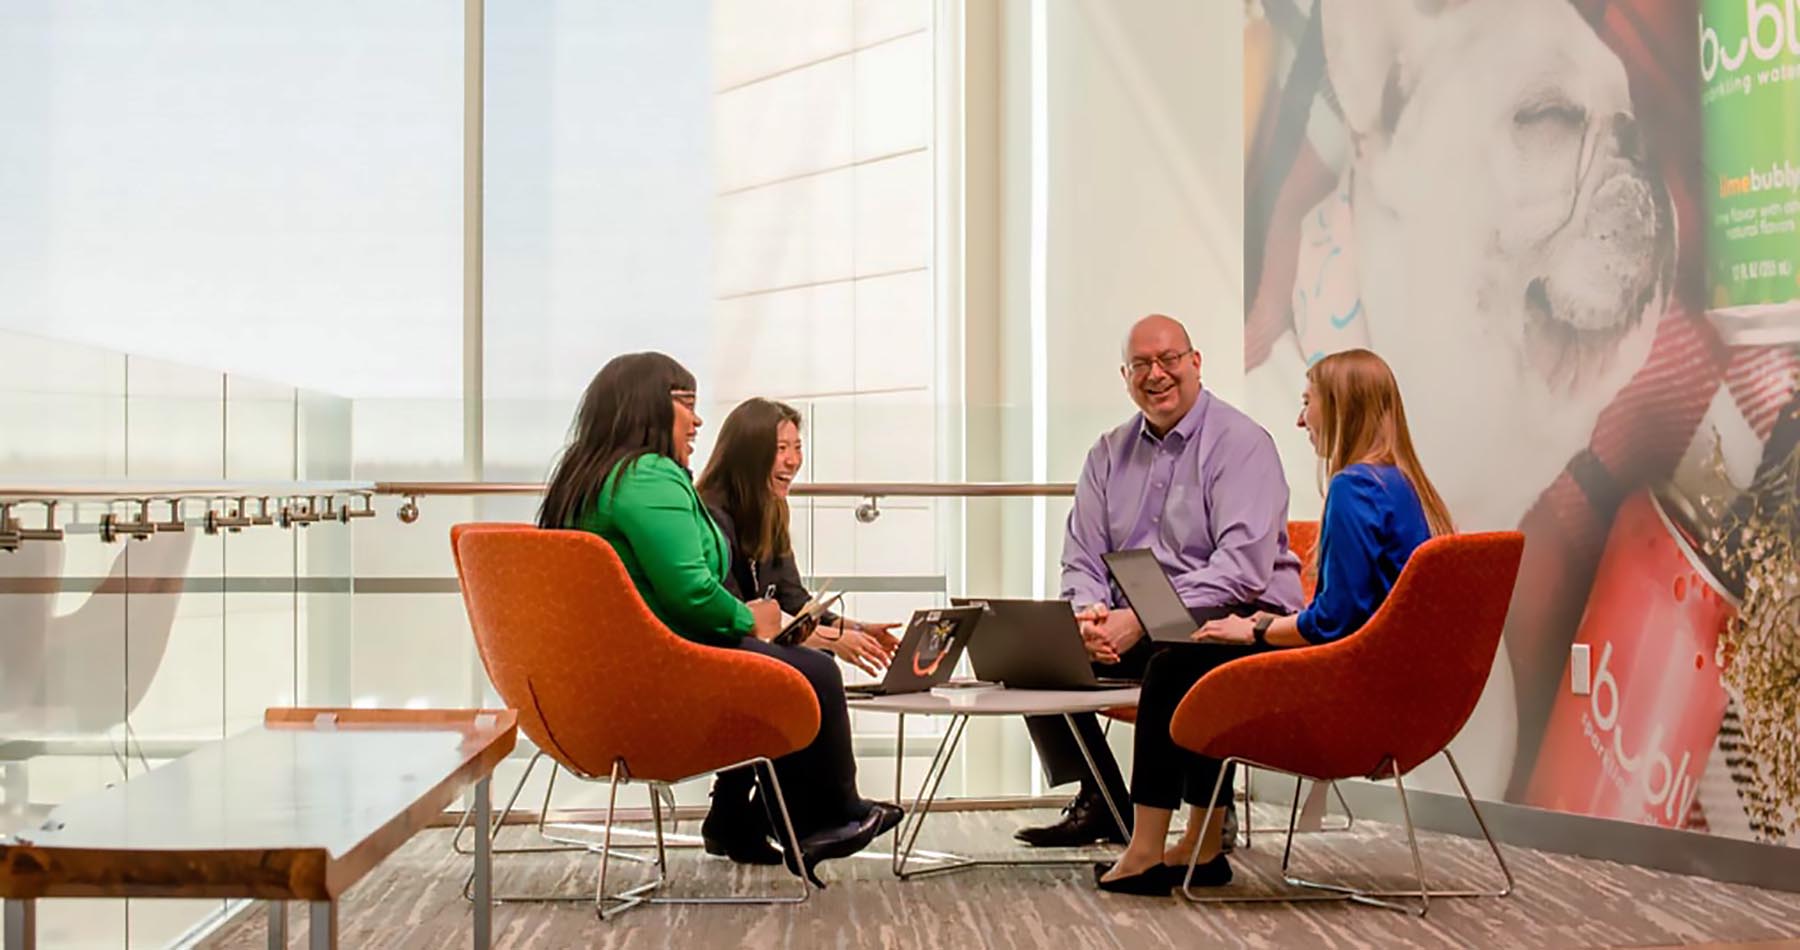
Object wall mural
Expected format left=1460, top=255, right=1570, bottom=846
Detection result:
left=1245, top=0, right=1799, bottom=843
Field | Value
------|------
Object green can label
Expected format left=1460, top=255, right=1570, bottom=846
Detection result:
left=1701, top=0, right=1800, bottom=315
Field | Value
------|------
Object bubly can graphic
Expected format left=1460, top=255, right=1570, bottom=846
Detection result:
left=1700, top=0, right=1800, bottom=343
left=1523, top=489, right=1737, bottom=828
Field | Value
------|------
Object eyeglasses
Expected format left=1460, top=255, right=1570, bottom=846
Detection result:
left=670, top=389, right=697, bottom=409
left=1123, top=349, right=1194, bottom=379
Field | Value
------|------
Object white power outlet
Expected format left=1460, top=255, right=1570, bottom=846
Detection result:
left=1570, top=643, right=1592, bottom=696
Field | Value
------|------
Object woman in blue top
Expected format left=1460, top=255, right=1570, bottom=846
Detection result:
left=1097, top=348, right=1454, bottom=895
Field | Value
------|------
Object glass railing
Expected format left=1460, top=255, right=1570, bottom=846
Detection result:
left=0, top=329, right=356, bottom=947
left=3, top=478, right=1096, bottom=815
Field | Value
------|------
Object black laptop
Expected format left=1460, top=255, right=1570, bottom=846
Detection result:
left=1101, top=549, right=1200, bottom=643
left=951, top=598, right=1135, bottom=690
left=844, top=606, right=983, bottom=697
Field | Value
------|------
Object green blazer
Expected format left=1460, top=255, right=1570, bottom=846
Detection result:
left=575, top=454, right=755, bottom=645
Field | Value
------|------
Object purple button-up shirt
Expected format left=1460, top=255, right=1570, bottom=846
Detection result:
left=1061, top=389, right=1303, bottom=614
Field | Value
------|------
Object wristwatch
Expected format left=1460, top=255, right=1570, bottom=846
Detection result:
left=1252, top=614, right=1273, bottom=646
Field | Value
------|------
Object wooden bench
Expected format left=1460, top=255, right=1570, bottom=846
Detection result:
left=0, top=708, right=516, bottom=949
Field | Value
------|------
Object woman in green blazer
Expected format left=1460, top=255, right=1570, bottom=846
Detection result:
left=537, top=352, right=901, bottom=885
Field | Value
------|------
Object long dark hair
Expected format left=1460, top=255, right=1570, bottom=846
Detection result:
left=696, top=398, right=801, bottom=562
left=537, top=352, right=697, bottom=530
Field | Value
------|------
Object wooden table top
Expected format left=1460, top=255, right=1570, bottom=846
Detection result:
left=0, top=707, right=516, bottom=901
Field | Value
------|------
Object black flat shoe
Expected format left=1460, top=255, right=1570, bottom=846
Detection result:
left=1169, top=852, right=1233, bottom=889
left=1093, top=861, right=1173, bottom=897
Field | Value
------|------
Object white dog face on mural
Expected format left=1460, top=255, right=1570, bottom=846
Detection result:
left=1323, top=0, right=1672, bottom=530
left=1248, top=0, right=1674, bottom=797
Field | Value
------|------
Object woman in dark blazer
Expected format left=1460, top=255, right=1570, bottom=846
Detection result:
left=699, top=398, right=901, bottom=673
left=694, top=397, right=903, bottom=869
left=538, top=353, right=900, bottom=884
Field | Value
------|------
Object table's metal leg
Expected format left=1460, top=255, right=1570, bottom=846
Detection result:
left=4, top=899, right=36, bottom=950
left=473, top=776, right=492, bottom=948
left=893, top=713, right=905, bottom=806
left=266, top=901, right=287, bottom=949
left=892, top=714, right=969, bottom=879
left=308, top=901, right=336, bottom=950
left=1063, top=713, right=1128, bottom=842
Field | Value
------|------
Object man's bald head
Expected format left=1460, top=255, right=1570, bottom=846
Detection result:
left=1119, top=314, right=1202, bottom=435
left=1121, top=314, right=1193, bottom=361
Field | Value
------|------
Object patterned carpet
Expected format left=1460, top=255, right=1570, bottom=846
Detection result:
left=204, top=807, right=1800, bottom=949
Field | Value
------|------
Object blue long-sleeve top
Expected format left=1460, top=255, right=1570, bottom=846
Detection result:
left=1295, top=463, right=1432, bottom=644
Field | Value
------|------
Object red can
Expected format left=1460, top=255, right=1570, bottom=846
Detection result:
left=1523, top=488, right=1736, bottom=828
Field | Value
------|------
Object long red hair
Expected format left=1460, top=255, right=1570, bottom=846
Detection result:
left=1307, top=349, right=1455, bottom=536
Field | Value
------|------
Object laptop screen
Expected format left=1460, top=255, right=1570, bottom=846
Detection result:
left=874, top=605, right=983, bottom=692
left=1101, top=549, right=1194, bottom=640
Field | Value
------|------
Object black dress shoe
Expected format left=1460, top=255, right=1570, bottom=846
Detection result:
left=1093, top=861, right=1173, bottom=897
left=1016, top=789, right=1130, bottom=847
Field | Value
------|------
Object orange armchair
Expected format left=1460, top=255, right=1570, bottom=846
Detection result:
left=1168, top=531, right=1525, bottom=915
left=451, top=524, right=822, bottom=918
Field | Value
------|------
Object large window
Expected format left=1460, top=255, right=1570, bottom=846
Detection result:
left=0, top=3, right=970, bottom=945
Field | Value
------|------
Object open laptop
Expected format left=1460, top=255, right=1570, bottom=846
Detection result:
left=1101, top=548, right=1199, bottom=643
left=843, top=605, right=983, bottom=697
left=952, top=598, right=1135, bottom=690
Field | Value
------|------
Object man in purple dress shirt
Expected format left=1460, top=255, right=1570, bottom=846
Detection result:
left=1016, top=314, right=1304, bottom=848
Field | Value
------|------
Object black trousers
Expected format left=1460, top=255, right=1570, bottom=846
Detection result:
left=1023, top=603, right=1272, bottom=812
left=1130, top=640, right=1279, bottom=811
left=710, top=638, right=864, bottom=839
